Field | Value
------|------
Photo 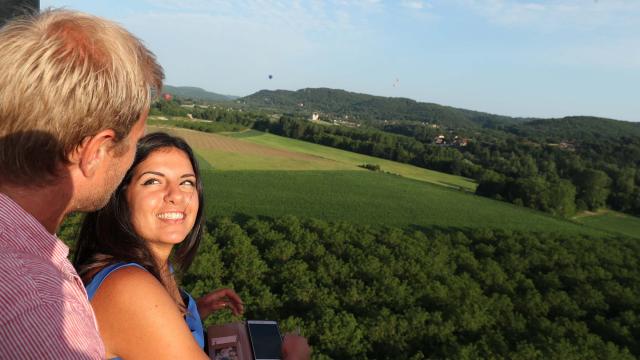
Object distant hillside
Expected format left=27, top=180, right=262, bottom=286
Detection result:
left=507, top=116, right=640, bottom=141
left=239, top=88, right=525, bottom=129
left=162, top=85, right=237, bottom=102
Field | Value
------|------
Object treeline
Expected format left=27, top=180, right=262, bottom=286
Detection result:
left=147, top=118, right=247, bottom=133
left=365, top=117, right=640, bottom=216
left=151, top=99, right=259, bottom=128
left=470, top=137, right=640, bottom=216
left=180, top=216, right=639, bottom=359
left=354, top=120, right=640, bottom=217
left=506, top=116, right=640, bottom=142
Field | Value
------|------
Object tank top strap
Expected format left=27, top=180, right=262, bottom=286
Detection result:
left=85, top=262, right=147, bottom=301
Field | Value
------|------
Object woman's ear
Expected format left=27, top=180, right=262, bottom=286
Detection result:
left=69, top=129, right=118, bottom=178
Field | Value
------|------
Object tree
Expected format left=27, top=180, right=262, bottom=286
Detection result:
left=548, top=179, right=577, bottom=217
left=575, top=169, right=611, bottom=211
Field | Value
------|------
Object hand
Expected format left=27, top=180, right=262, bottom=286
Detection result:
left=195, top=288, right=243, bottom=319
left=281, top=334, right=310, bottom=360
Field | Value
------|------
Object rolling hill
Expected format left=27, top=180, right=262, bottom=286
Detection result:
left=238, top=88, right=524, bottom=128
left=163, top=86, right=638, bottom=142
left=162, top=85, right=237, bottom=102
left=238, top=88, right=639, bottom=138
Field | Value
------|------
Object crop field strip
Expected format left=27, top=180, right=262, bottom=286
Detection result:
left=148, top=125, right=353, bottom=171
left=149, top=125, right=320, bottom=161
left=234, top=131, right=478, bottom=191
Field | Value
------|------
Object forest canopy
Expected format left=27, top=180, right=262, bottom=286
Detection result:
left=183, top=216, right=639, bottom=359
left=55, top=213, right=639, bottom=360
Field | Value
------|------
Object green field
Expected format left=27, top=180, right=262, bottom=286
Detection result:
left=147, top=124, right=637, bottom=237
left=223, top=130, right=477, bottom=191
left=201, top=170, right=605, bottom=236
left=575, top=211, right=640, bottom=239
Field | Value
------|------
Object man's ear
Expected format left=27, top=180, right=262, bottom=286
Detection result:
left=69, top=129, right=118, bottom=178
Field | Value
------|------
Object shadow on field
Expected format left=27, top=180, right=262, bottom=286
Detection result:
left=436, top=181, right=475, bottom=192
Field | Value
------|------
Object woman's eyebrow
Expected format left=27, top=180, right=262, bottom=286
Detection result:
left=181, top=173, right=196, bottom=178
left=137, top=171, right=165, bottom=180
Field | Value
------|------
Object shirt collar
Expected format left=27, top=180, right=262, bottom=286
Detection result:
left=0, top=193, right=70, bottom=267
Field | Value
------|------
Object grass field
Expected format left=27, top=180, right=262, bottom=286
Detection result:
left=147, top=124, right=636, bottom=237
left=574, top=211, right=640, bottom=239
left=201, top=170, right=605, bottom=236
left=234, top=131, right=478, bottom=191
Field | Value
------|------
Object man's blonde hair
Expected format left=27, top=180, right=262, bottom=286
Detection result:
left=0, top=9, right=164, bottom=185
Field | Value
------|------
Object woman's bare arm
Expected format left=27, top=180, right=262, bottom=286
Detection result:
left=90, top=267, right=209, bottom=360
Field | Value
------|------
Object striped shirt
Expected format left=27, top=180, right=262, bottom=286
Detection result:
left=0, top=193, right=105, bottom=359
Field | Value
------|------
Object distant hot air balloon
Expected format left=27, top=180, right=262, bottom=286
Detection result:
left=268, top=74, right=273, bottom=80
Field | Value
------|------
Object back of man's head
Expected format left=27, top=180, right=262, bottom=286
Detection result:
left=0, top=9, right=164, bottom=186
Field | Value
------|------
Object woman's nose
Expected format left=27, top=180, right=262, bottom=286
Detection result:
left=164, top=183, right=184, bottom=204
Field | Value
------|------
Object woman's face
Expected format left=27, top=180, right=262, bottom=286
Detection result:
left=126, top=147, right=199, bottom=253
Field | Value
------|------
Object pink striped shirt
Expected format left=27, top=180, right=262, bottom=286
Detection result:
left=0, top=193, right=105, bottom=359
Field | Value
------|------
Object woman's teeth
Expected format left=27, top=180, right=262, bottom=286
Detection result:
left=157, top=212, right=185, bottom=220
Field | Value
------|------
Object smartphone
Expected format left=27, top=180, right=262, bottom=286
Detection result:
left=246, top=320, right=283, bottom=360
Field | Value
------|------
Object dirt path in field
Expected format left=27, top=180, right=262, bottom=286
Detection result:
left=148, top=125, right=326, bottom=162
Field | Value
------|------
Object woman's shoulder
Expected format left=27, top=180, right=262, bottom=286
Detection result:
left=91, top=263, right=164, bottom=302
left=85, top=262, right=149, bottom=300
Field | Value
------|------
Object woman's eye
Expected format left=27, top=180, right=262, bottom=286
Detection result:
left=143, top=178, right=160, bottom=186
left=181, top=179, right=196, bottom=187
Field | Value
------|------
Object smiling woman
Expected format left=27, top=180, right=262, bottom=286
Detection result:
left=72, top=132, right=243, bottom=359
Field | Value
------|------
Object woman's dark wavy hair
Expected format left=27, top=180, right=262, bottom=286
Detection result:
left=73, top=132, right=205, bottom=288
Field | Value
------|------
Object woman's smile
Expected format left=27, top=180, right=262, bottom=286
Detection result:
left=156, top=211, right=186, bottom=221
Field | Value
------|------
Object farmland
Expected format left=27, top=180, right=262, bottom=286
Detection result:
left=146, top=124, right=629, bottom=236
left=150, top=125, right=477, bottom=190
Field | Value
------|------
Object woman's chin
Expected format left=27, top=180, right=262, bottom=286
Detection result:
left=155, top=233, right=189, bottom=245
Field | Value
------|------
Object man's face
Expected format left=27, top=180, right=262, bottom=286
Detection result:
left=83, top=112, right=147, bottom=211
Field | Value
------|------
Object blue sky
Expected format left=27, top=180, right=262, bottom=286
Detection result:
left=40, top=0, right=640, bottom=121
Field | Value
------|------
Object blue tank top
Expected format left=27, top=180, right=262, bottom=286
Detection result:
left=85, top=262, right=205, bottom=359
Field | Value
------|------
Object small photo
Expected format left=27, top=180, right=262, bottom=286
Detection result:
left=213, top=345, right=239, bottom=360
